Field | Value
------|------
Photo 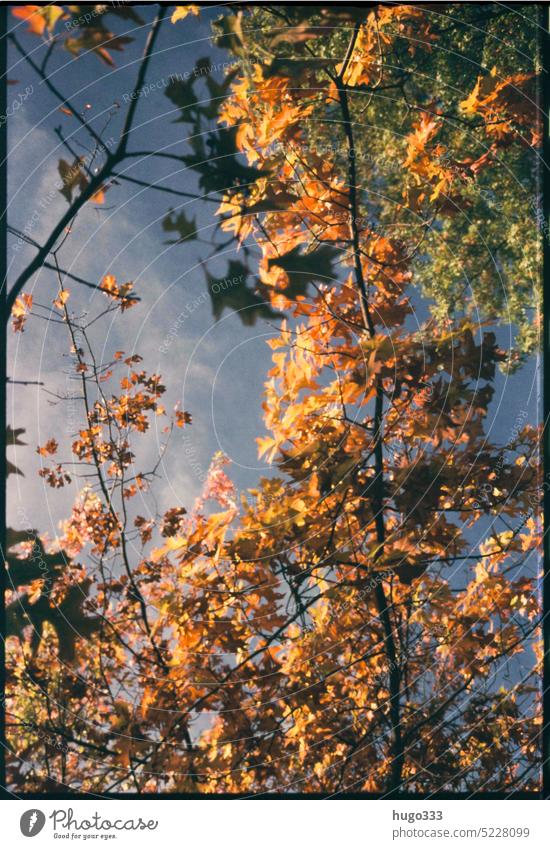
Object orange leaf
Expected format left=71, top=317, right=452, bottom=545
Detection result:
left=171, top=6, right=200, bottom=24
left=12, top=5, right=47, bottom=35
left=90, top=187, right=106, bottom=204
left=37, top=438, right=58, bottom=457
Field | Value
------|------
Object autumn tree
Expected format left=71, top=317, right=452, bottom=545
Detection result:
left=4, top=4, right=542, bottom=795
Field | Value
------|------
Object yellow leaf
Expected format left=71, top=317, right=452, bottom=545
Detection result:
left=53, top=289, right=70, bottom=309
left=37, top=438, right=58, bottom=457
left=90, top=187, right=106, bottom=204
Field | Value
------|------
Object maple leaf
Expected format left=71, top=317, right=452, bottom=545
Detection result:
left=162, top=209, right=197, bottom=244
left=204, top=261, right=282, bottom=326
left=53, top=289, right=70, bottom=309
left=7, top=460, right=24, bottom=478
left=165, top=77, right=200, bottom=124
left=175, top=410, right=192, bottom=428
left=37, top=438, right=58, bottom=457
left=12, top=5, right=64, bottom=36
left=171, top=6, right=200, bottom=23
left=58, top=158, right=88, bottom=203
left=269, top=24, right=326, bottom=48
left=161, top=507, right=187, bottom=537
left=264, top=57, right=335, bottom=79
left=6, top=426, right=27, bottom=446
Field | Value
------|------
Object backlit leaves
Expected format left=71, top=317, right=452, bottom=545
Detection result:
left=6, top=3, right=541, bottom=796
left=37, top=439, right=58, bottom=457
left=7, top=578, right=101, bottom=662
left=204, top=261, right=281, bottom=326
left=162, top=209, right=197, bottom=244
left=13, top=4, right=135, bottom=65
left=99, top=275, right=139, bottom=310
left=12, top=4, right=64, bottom=36
left=171, top=6, right=200, bottom=24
